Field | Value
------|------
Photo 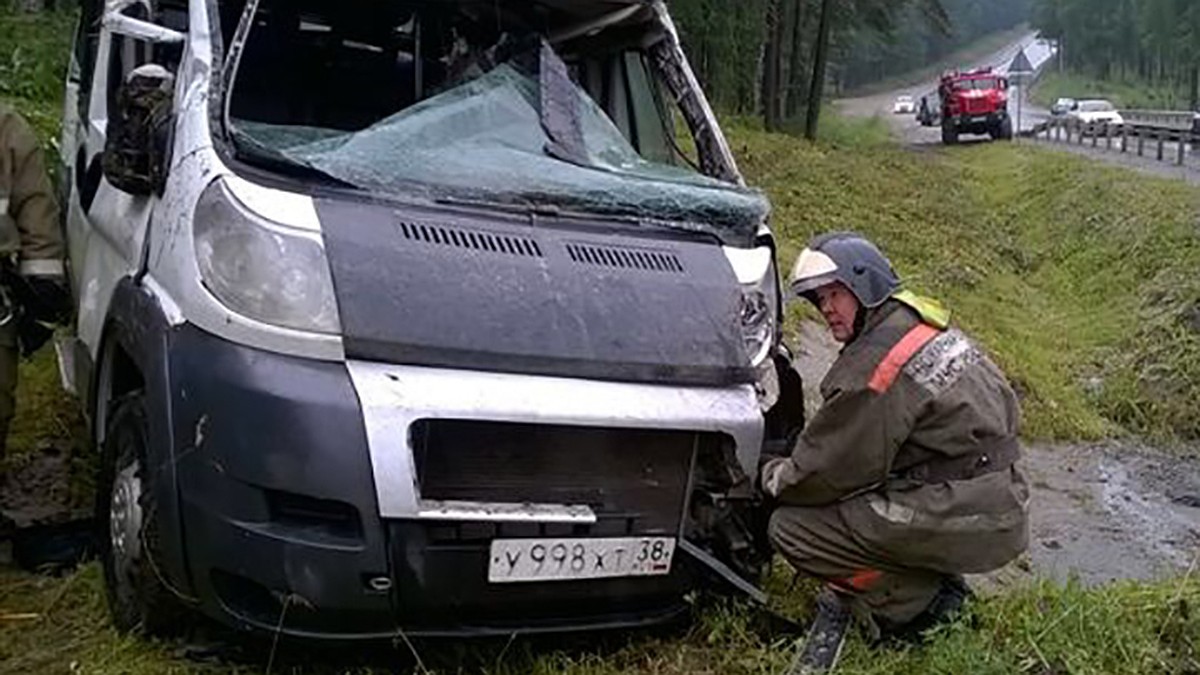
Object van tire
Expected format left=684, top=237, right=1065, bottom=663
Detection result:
left=97, top=392, right=188, bottom=636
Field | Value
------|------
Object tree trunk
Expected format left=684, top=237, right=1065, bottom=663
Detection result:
left=785, top=0, right=809, bottom=120
left=804, top=0, right=833, bottom=140
left=1190, top=65, right=1199, bottom=112
left=762, top=0, right=786, bottom=132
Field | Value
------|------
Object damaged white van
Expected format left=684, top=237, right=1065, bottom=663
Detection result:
left=60, top=0, right=804, bottom=638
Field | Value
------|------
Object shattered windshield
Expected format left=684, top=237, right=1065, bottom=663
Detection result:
left=221, top=2, right=768, bottom=244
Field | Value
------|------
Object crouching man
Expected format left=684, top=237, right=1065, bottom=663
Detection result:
left=760, top=232, right=1029, bottom=673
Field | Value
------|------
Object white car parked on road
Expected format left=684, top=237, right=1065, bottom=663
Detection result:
left=1068, top=99, right=1124, bottom=134
left=893, top=95, right=916, bottom=114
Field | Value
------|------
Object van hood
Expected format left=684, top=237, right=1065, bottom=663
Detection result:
left=317, top=198, right=755, bottom=386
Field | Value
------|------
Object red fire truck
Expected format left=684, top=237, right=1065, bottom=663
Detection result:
left=938, top=67, right=1013, bottom=145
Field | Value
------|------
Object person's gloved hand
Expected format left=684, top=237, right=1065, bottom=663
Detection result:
left=21, top=274, right=72, bottom=325
left=758, top=457, right=786, bottom=499
left=756, top=425, right=802, bottom=496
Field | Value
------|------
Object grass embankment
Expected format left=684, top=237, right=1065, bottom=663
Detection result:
left=736, top=119, right=1200, bottom=442
left=1032, top=70, right=1193, bottom=110
left=0, top=10, right=74, bottom=163
left=2, top=562, right=1198, bottom=674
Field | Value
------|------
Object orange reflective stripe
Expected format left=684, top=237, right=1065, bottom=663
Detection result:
left=867, top=323, right=940, bottom=394
left=830, top=569, right=884, bottom=592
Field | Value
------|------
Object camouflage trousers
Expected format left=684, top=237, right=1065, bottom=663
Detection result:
left=0, top=332, right=17, bottom=458
left=768, top=498, right=948, bottom=627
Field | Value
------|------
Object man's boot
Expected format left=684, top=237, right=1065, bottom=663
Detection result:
left=786, top=587, right=852, bottom=674
left=875, top=574, right=973, bottom=646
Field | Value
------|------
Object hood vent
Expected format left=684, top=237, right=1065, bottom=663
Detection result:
left=566, top=243, right=684, bottom=273
left=399, top=221, right=543, bottom=258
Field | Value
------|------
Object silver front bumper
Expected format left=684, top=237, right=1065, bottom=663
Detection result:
left=346, top=362, right=764, bottom=519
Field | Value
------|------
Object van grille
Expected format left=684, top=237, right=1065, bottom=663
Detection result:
left=399, top=221, right=543, bottom=258
left=410, top=419, right=716, bottom=534
left=565, top=243, right=684, bottom=273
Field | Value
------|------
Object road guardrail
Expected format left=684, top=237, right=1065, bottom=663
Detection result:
left=1026, top=118, right=1197, bottom=167
left=1121, top=109, right=1195, bottom=132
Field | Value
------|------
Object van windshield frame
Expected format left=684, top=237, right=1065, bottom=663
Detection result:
left=215, top=0, right=767, bottom=245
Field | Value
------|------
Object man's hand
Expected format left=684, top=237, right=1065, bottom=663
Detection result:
left=758, top=456, right=793, bottom=499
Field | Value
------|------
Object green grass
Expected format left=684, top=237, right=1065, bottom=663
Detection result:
left=1032, top=70, right=1192, bottom=111
left=724, top=108, right=893, bottom=151
left=0, top=9, right=74, bottom=160
left=1, top=562, right=1197, bottom=674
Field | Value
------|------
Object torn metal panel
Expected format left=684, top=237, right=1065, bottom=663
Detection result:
left=547, top=4, right=648, bottom=44
left=648, top=3, right=744, bottom=187
left=678, top=538, right=768, bottom=605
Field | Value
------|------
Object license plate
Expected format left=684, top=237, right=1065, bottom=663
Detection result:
left=971, top=115, right=989, bottom=123
left=487, top=536, right=675, bottom=583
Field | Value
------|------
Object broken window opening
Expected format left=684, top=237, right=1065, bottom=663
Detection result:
left=216, top=0, right=767, bottom=244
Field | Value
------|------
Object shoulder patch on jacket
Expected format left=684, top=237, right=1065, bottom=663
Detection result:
left=867, top=323, right=940, bottom=393
left=904, top=328, right=980, bottom=396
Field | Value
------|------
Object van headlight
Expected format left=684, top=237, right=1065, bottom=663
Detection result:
left=726, top=246, right=778, bottom=367
left=193, top=180, right=341, bottom=334
left=741, top=281, right=776, bottom=367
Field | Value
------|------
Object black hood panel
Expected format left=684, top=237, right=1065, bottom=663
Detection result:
left=317, top=199, right=753, bottom=385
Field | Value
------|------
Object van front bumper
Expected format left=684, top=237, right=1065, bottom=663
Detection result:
left=166, top=325, right=764, bottom=639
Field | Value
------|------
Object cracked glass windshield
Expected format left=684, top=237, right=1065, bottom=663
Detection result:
left=221, top=1, right=768, bottom=243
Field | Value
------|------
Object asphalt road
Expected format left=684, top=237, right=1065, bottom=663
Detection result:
left=838, top=31, right=1200, bottom=183
left=838, top=32, right=1055, bottom=144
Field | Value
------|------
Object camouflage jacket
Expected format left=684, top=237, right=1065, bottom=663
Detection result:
left=761, top=299, right=1029, bottom=571
left=0, top=103, right=64, bottom=277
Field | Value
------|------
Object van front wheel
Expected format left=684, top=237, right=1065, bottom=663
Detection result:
left=97, top=392, right=188, bottom=636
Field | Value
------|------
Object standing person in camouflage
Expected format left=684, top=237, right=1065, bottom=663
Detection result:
left=0, top=103, right=71, bottom=462
left=760, top=232, right=1029, bottom=674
